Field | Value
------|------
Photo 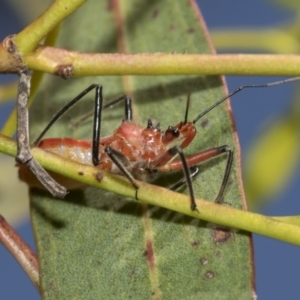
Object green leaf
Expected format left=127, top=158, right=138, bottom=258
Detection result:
left=28, top=1, right=254, bottom=298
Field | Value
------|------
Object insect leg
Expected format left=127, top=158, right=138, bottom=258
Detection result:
left=124, top=97, right=132, bottom=121
left=93, top=96, right=132, bottom=165
left=170, top=166, right=199, bottom=191
left=92, top=86, right=103, bottom=166
left=168, top=146, right=198, bottom=212
left=104, top=146, right=139, bottom=195
left=150, top=145, right=199, bottom=211
left=214, top=146, right=234, bottom=204
left=156, top=145, right=233, bottom=209
left=33, top=84, right=102, bottom=146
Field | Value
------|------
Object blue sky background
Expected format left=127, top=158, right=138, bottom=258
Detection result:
left=0, top=1, right=299, bottom=299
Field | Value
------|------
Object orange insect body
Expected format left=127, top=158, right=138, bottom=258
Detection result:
left=37, top=120, right=197, bottom=175
left=19, top=112, right=222, bottom=205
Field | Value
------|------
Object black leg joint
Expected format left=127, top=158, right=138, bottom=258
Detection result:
left=125, top=97, right=132, bottom=121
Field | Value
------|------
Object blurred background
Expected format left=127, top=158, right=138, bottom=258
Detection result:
left=0, top=1, right=300, bottom=299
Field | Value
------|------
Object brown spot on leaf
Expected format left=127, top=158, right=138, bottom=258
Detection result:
left=187, top=28, right=195, bottom=34
left=152, top=9, right=159, bottom=18
left=78, top=171, right=84, bottom=176
left=191, top=241, right=200, bottom=248
left=201, top=119, right=209, bottom=128
left=204, top=271, right=214, bottom=279
left=145, top=239, right=155, bottom=270
left=200, top=258, right=208, bottom=265
left=227, top=179, right=234, bottom=186
left=131, top=269, right=136, bottom=276
left=213, top=226, right=232, bottom=244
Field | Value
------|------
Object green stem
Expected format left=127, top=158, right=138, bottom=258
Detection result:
left=2, top=134, right=300, bottom=246
left=25, top=48, right=300, bottom=76
left=15, top=0, right=86, bottom=54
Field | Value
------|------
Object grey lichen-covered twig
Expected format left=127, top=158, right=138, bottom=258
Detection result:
left=15, top=71, right=67, bottom=197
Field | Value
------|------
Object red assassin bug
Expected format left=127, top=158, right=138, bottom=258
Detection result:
left=19, top=77, right=300, bottom=211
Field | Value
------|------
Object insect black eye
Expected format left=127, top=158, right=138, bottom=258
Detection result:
left=165, top=126, right=179, bottom=138
left=172, top=127, right=179, bottom=137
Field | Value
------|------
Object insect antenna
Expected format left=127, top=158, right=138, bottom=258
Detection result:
left=192, top=77, right=300, bottom=124
left=176, top=77, right=300, bottom=209
left=183, top=93, right=191, bottom=124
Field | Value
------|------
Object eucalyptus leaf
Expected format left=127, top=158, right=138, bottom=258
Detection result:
left=29, top=1, right=254, bottom=298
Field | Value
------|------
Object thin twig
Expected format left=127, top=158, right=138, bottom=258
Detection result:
left=15, top=71, right=67, bottom=197
left=0, top=215, right=40, bottom=290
